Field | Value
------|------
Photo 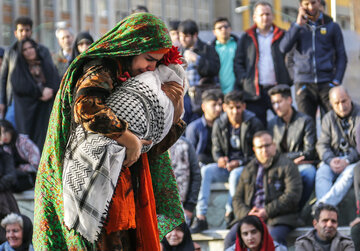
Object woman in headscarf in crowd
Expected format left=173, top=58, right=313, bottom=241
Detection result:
left=161, top=223, right=195, bottom=251
left=226, top=215, right=287, bottom=251
left=0, top=148, right=19, bottom=244
left=0, top=119, right=40, bottom=192
left=10, top=38, right=60, bottom=151
left=33, top=13, right=185, bottom=250
left=0, top=213, right=33, bottom=251
left=69, top=31, right=94, bottom=64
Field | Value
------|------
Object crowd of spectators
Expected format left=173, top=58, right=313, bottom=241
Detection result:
left=0, top=0, right=359, bottom=250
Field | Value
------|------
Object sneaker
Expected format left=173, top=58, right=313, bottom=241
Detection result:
left=225, top=212, right=235, bottom=229
left=190, top=217, right=208, bottom=233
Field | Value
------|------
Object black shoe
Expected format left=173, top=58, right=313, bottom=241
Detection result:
left=190, top=217, right=208, bottom=233
left=225, top=212, right=235, bottom=229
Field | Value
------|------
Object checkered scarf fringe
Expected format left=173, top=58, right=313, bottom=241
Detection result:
left=62, top=77, right=165, bottom=242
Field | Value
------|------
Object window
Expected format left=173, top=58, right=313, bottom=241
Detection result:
left=60, top=0, right=71, bottom=12
left=83, top=0, right=94, bottom=15
left=98, top=0, right=108, bottom=17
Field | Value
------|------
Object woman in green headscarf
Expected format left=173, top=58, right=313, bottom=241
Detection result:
left=33, top=13, right=185, bottom=250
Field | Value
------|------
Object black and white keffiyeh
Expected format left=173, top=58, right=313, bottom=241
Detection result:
left=63, top=65, right=185, bottom=242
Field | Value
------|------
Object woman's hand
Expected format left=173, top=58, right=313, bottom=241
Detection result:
left=115, top=130, right=152, bottom=167
left=40, top=87, right=54, bottom=101
left=162, top=81, right=184, bottom=124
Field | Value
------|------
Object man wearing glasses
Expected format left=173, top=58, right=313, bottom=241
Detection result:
left=211, top=17, right=240, bottom=95
left=225, top=130, right=302, bottom=248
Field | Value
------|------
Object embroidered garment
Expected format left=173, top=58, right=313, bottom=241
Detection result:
left=63, top=64, right=186, bottom=242
left=33, top=13, right=184, bottom=250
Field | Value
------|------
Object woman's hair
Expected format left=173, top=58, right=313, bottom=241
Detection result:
left=0, top=119, right=18, bottom=146
left=1, top=213, right=23, bottom=229
left=18, top=38, right=38, bottom=59
left=237, top=215, right=264, bottom=248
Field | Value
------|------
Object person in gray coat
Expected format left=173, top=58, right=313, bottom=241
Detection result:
left=295, top=203, right=355, bottom=251
left=315, top=86, right=360, bottom=207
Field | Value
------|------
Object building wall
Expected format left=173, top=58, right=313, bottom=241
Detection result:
left=0, top=0, right=356, bottom=52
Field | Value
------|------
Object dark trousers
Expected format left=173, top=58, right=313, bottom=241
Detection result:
left=352, top=223, right=360, bottom=251
left=12, top=169, right=36, bottom=193
left=246, top=86, right=274, bottom=127
left=353, top=163, right=360, bottom=251
left=354, top=163, right=360, bottom=214
left=295, top=82, right=334, bottom=122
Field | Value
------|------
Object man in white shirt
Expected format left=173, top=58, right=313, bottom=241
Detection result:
left=234, top=1, right=291, bottom=126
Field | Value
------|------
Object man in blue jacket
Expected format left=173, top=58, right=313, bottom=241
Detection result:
left=279, top=0, right=347, bottom=122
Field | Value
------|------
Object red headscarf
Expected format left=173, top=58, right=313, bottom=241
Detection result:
left=235, top=216, right=275, bottom=251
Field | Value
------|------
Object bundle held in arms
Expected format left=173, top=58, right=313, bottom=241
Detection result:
left=62, top=63, right=186, bottom=242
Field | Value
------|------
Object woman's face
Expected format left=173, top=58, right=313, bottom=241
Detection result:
left=6, top=223, right=23, bottom=248
left=77, top=40, right=92, bottom=54
left=240, top=223, right=262, bottom=251
left=22, top=41, right=37, bottom=61
left=130, top=52, right=164, bottom=77
left=165, top=226, right=184, bottom=246
left=0, top=127, right=12, bottom=144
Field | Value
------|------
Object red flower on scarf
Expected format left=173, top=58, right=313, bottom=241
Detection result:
left=160, top=46, right=183, bottom=66
left=118, top=71, right=131, bottom=82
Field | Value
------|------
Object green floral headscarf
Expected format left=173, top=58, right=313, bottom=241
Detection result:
left=33, top=13, right=183, bottom=250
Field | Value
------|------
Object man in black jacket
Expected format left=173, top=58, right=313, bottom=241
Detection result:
left=190, top=91, right=263, bottom=233
left=0, top=17, right=56, bottom=122
left=178, top=19, right=220, bottom=123
left=267, top=85, right=317, bottom=209
left=234, top=1, right=291, bottom=126
left=178, top=19, right=220, bottom=88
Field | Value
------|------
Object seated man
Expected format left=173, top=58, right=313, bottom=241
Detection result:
left=190, top=90, right=263, bottom=233
left=225, top=131, right=302, bottom=248
left=268, top=84, right=317, bottom=209
left=316, top=86, right=360, bottom=207
left=186, top=89, right=223, bottom=166
left=295, top=203, right=354, bottom=250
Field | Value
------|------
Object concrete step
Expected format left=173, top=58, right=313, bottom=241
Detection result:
left=13, top=189, right=34, bottom=222
left=207, top=182, right=229, bottom=229
left=192, top=227, right=351, bottom=251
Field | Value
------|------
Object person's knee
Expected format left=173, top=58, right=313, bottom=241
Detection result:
left=201, top=164, right=217, bottom=177
left=224, top=222, right=238, bottom=249
left=229, top=167, right=243, bottom=184
left=301, top=166, right=316, bottom=183
left=316, top=163, right=332, bottom=179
